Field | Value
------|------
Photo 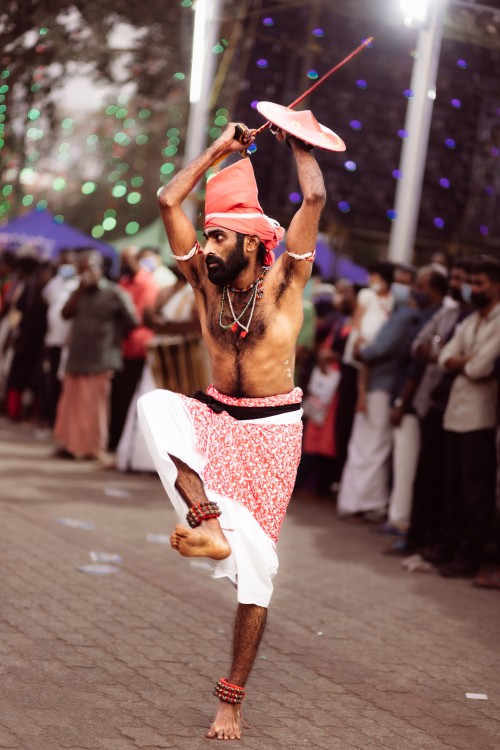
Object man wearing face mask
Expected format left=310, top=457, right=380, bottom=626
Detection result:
left=383, top=258, right=472, bottom=557
left=429, top=256, right=500, bottom=577
left=379, top=266, right=449, bottom=534
left=337, top=264, right=419, bottom=520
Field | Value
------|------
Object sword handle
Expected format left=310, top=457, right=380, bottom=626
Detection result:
left=233, top=123, right=253, bottom=145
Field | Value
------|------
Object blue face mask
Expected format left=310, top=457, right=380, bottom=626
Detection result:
left=139, top=257, right=157, bottom=273
left=461, top=284, right=472, bottom=303
left=391, top=282, right=411, bottom=305
left=59, top=264, right=75, bottom=279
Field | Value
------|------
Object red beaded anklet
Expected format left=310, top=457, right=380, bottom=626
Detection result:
left=214, top=678, right=245, bottom=704
left=186, top=500, right=222, bottom=529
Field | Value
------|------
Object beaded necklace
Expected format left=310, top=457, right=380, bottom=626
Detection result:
left=219, top=268, right=268, bottom=338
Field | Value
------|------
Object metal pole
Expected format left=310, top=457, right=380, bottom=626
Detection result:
left=183, top=0, right=223, bottom=224
left=388, top=0, right=448, bottom=264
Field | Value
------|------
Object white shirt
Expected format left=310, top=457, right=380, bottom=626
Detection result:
left=153, top=265, right=176, bottom=288
left=439, top=303, right=500, bottom=432
left=343, top=287, right=393, bottom=367
left=42, top=274, right=78, bottom=347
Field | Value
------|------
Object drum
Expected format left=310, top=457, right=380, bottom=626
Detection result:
left=147, top=333, right=211, bottom=395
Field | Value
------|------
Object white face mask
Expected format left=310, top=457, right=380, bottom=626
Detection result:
left=370, top=281, right=384, bottom=293
left=59, top=264, right=75, bottom=279
left=391, top=281, right=411, bottom=304
left=139, top=256, right=157, bottom=273
left=461, top=284, right=472, bottom=303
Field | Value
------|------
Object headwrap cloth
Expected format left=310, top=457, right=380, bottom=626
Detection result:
left=204, top=158, right=284, bottom=266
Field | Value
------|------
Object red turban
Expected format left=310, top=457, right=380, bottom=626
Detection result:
left=204, top=158, right=284, bottom=266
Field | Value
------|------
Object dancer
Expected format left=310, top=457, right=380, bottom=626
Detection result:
left=138, top=122, right=326, bottom=739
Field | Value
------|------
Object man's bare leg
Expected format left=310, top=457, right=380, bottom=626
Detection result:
left=169, top=455, right=231, bottom=560
left=206, top=603, right=268, bottom=740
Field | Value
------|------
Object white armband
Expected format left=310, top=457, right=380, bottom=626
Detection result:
left=286, top=249, right=316, bottom=262
left=171, top=241, right=203, bottom=261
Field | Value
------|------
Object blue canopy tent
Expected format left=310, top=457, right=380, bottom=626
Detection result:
left=0, top=209, right=119, bottom=275
left=276, top=234, right=368, bottom=284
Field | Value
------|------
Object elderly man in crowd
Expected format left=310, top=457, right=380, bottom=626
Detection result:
left=54, top=251, right=137, bottom=460
left=380, top=265, right=448, bottom=534
left=384, top=258, right=472, bottom=557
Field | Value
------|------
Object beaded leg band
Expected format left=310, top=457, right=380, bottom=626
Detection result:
left=186, top=501, right=222, bottom=529
left=214, top=678, right=245, bottom=704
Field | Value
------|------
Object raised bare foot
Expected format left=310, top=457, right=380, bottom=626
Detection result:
left=206, top=701, right=242, bottom=740
left=170, top=519, right=231, bottom=560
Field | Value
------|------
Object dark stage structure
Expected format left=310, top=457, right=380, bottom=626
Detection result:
left=215, top=0, right=500, bottom=267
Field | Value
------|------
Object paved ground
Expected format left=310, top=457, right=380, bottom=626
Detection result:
left=1, top=417, right=499, bottom=750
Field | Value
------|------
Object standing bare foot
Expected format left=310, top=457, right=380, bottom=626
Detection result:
left=206, top=701, right=242, bottom=740
left=170, top=518, right=231, bottom=560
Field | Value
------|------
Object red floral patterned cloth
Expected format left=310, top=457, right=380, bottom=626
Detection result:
left=180, top=385, right=303, bottom=542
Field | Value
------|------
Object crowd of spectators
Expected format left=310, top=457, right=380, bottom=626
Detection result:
left=1, top=243, right=499, bottom=591
left=0, top=244, right=190, bottom=463
left=296, top=253, right=500, bottom=590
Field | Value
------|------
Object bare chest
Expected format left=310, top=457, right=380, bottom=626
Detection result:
left=206, top=287, right=269, bottom=352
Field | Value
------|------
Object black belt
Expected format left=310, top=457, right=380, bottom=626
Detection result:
left=192, top=390, right=302, bottom=421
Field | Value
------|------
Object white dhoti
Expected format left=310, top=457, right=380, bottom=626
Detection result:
left=387, top=413, right=421, bottom=530
left=337, top=389, right=392, bottom=515
left=116, top=363, right=157, bottom=472
left=137, top=386, right=303, bottom=607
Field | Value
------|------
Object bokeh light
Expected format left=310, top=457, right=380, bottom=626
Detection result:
left=102, top=217, right=117, bottom=231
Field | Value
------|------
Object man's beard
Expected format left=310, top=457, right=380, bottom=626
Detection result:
left=206, top=234, right=248, bottom=285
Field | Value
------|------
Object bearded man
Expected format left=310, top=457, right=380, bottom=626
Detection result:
left=138, top=122, right=326, bottom=740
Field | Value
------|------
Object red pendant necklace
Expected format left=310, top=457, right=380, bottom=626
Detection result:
left=219, top=268, right=268, bottom=338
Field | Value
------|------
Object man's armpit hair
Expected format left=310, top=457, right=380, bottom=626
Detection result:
left=276, top=255, right=297, bottom=304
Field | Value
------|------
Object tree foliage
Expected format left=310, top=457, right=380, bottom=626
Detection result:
left=0, top=0, right=194, bottom=237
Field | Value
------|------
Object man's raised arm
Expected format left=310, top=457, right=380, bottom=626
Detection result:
left=157, top=124, right=254, bottom=274
left=282, top=138, right=326, bottom=285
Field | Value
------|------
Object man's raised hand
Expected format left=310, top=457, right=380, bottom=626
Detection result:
left=216, top=122, right=255, bottom=155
